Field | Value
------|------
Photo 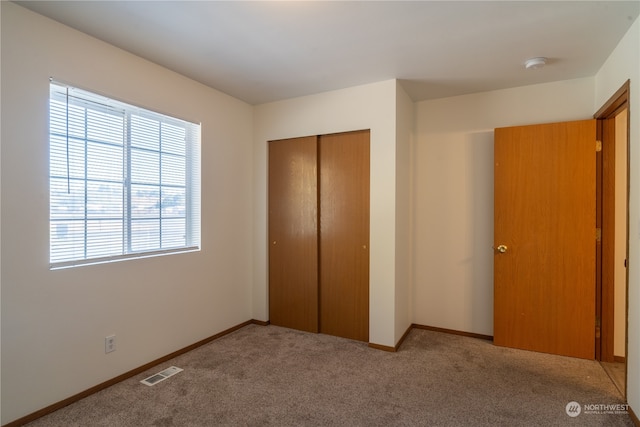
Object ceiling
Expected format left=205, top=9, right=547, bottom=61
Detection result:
left=16, top=1, right=640, bottom=105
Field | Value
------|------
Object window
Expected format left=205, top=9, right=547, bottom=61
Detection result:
left=49, top=81, right=201, bottom=268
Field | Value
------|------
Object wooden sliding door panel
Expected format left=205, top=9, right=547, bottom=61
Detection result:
left=319, top=130, right=370, bottom=342
left=268, top=136, right=319, bottom=333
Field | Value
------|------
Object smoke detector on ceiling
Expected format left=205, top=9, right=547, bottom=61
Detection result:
left=524, top=57, right=547, bottom=70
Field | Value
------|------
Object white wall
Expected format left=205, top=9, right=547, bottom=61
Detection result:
left=595, top=15, right=640, bottom=418
left=395, top=82, right=414, bottom=343
left=252, top=80, right=400, bottom=347
left=412, top=77, right=595, bottom=336
left=0, top=3, right=254, bottom=424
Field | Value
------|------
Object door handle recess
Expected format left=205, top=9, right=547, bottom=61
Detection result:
left=493, top=245, right=508, bottom=253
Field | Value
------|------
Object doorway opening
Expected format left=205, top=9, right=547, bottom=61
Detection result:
left=595, top=80, right=630, bottom=397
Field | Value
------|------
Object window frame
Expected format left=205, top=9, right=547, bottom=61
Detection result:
left=49, top=81, right=201, bottom=269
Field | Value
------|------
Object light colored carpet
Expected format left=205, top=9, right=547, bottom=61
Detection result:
left=26, top=324, right=633, bottom=426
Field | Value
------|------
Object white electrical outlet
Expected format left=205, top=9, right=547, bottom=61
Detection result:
left=105, top=335, right=116, bottom=353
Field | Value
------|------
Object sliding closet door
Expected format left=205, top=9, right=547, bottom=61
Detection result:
left=268, top=136, right=319, bottom=333
left=319, top=130, right=370, bottom=342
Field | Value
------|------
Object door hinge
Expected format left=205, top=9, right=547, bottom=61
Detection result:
left=596, top=140, right=602, bottom=152
left=596, top=228, right=602, bottom=242
left=595, top=316, right=601, bottom=338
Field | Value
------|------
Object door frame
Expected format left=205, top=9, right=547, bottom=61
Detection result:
left=594, top=80, right=630, bottom=370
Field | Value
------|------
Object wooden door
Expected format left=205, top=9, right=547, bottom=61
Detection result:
left=268, top=136, right=319, bottom=333
left=494, top=120, right=596, bottom=359
left=319, top=130, right=370, bottom=342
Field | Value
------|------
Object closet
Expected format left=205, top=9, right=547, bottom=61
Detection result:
left=268, top=129, right=370, bottom=342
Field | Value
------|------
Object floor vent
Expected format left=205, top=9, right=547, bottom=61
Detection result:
left=140, top=366, right=183, bottom=386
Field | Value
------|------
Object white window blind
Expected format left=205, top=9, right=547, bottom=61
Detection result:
left=49, top=81, right=201, bottom=268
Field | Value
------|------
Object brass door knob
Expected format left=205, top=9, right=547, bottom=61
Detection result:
left=494, top=245, right=508, bottom=253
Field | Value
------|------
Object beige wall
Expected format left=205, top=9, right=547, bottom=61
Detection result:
left=252, top=80, right=404, bottom=347
left=395, top=82, right=414, bottom=343
left=1, top=3, right=254, bottom=423
left=412, top=77, right=595, bottom=336
left=595, top=15, right=640, bottom=416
